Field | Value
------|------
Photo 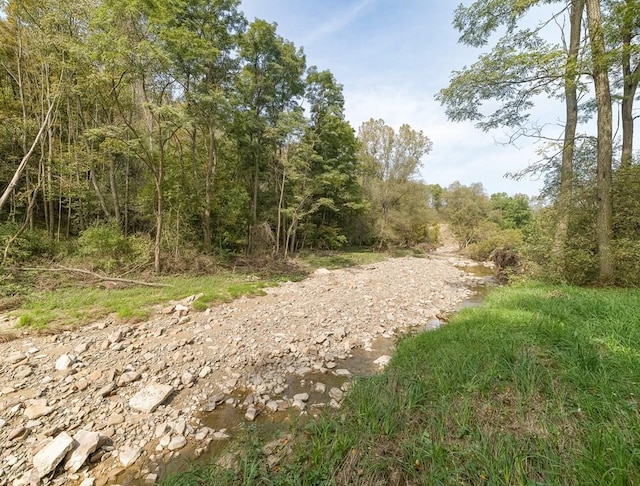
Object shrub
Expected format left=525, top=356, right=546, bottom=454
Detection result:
left=77, top=221, right=150, bottom=271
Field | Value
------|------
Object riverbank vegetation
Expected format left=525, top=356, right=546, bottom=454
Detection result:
left=163, top=283, right=640, bottom=485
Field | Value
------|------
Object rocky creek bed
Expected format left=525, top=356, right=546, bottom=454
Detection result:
left=0, top=253, right=490, bottom=485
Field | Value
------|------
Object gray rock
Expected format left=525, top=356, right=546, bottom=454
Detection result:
left=329, top=387, right=344, bottom=401
left=181, top=372, right=194, bottom=386
left=374, top=355, right=392, bottom=368
left=333, top=369, right=352, bottom=377
left=129, top=384, right=174, bottom=413
left=33, top=432, right=76, bottom=478
left=244, top=406, right=258, bottom=421
left=168, top=435, right=186, bottom=451
left=293, top=393, right=309, bottom=402
left=65, top=429, right=101, bottom=473
left=198, top=366, right=212, bottom=378
left=79, top=479, right=95, bottom=486
left=117, top=371, right=139, bottom=387
left=14, top=365, right=32, bottom=379
left=55, top=354, right=74, bottom=371
left=24, top=400, right=55, bottom=420
left=119, top=445, right=142, bottom=468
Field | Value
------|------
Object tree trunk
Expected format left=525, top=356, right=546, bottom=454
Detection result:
left=203, top=126, right=218, bottom=250
left=154, top=148, right=164, bottom=274
left=109, top=158, right=121, bottom=225
left=586, top=0, right=614, bottom=282
left=553, top=0, right=584, bottom=265
left=0, top=95, right=57, bottom=214
left=620, top=0, right=639, bottom=169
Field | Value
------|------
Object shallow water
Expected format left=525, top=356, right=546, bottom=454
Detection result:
left=131, top=267, right=497, bottom=484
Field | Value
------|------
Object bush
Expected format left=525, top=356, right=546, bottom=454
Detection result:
left=0, top=223, right=57, bottom=264
left=463, top=221, right=524, bottom=261
left=613, top=238, right=640, bottom=286
left=77, top=221, right=150, bottom=271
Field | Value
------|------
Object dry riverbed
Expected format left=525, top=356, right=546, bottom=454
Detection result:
left=0, top=253, right=489, bottom=485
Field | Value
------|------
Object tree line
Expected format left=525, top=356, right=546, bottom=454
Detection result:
left=0, top=0, right=434, bottom=271
left=439, top=0, right=640, bottom=285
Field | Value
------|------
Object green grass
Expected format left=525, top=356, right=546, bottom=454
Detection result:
left=162, top=282, right=640, bottom=485
left=11, top=273, right=274, bottom=329
left=8, top=250, right=385, bottom=330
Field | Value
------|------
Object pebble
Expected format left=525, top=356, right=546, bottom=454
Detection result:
left=0, top=255, right=479, bottom=484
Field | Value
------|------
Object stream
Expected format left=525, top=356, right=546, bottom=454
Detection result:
left=138, top=264, right=497, bottom=484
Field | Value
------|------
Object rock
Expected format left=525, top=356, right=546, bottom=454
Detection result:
left=155, top=423, right=170, bottom=438
left=173, top=420, right=186, bottom=435
left=108, top=330, right=123, bottom=344
left=117, top=371, right=139, bottom=387
left=244, top=406, right=259, bottom=421
left=14, top=365, right=32, bottom=379
left=295, top=366, right=312, bottom=376
left=129, top=384, right=174, bottom=413
left=181, top=372, right=194, bottom=386
left=8, top=426, right=28, bottom=441
left=198, top=366, right=212, bottom=378
left=195, top=427, right=211, bottom=441
left=213, top=430, right=230, bottom=440
left=144, top=473, right=158, bottom=484
left=107, top=413, right=125, bottom=426
left=314, top=382, right=326, bottom=393
left=329, top=387, right=344, bottom=401
left=75, top=378, right=89, bottom=391
left=159, top=433, right=171, bottom=448
left=293, top=393, right=309, bottom=402
left=174, top=304, right=189, bottom=316
left=168, top=435, right=186, bottom=451
left=119, top=446, right=142, bottom=468
left=96, top=383, right=116, bottom=398
left=313, top=268, right=331, bottom=275
left=65, top=429, right=102, bottom=473
left=55, top=354, right=74, bottom=371
left=74, top=342, right=89, bottom=354
left=333, top=368, right=352, bottom=377
left=373, top=355, right=392, bottom=368
left=315, top=335, right=327, bottom=344
left=33, top=432, right=76, bottom=478
left=24, top=400, right=55, bottom=420
left=266, top=401, right=279, bottom=412
left=79, top=479, right=95, bottom=486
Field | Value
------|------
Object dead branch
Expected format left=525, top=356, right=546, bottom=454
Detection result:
left=9, top=266, right=173, bottom=288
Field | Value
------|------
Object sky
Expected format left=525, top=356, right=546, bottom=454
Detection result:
left=239, top=0, right=561, bottom=197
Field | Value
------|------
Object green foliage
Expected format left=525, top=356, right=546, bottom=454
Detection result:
left=464, top=222, right=523, bottom=261
left=0, top=223, right=57, bottom=264
left=77, top=221, right=149, bottom=271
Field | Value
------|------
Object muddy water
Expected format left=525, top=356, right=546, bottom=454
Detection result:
left=151, top=266, right=497, bottom=483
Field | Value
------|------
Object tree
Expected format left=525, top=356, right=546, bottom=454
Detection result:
left=358, top=119, right=433, bottom=247
left=586, top=0, right=614, bottom=282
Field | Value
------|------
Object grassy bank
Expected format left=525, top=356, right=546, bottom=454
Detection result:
left=3, top=249, right=386, bottom=330
left=164, top=282, right=640, bottom=485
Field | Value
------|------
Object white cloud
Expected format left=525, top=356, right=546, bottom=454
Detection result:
left=344, top=84, right=545, bottom=195
left=303, top=0, right=377, bottom=45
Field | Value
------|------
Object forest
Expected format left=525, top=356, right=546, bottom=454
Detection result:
left=0, top=0, right=639, bottom=287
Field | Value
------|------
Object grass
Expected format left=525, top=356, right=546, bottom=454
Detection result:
left=6, top=249, right=386, bottom=330
left=162, top=282, right=640, bottom=485
left=11, top=273, right=276, bottom=329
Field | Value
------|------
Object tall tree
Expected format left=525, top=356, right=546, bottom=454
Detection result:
left=586, top=0, right=614, bottom=281
left=358, top=119, right=432, bottom=247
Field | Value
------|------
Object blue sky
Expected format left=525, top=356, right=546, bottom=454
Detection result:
left=240, top=0, right=558, bottom=197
